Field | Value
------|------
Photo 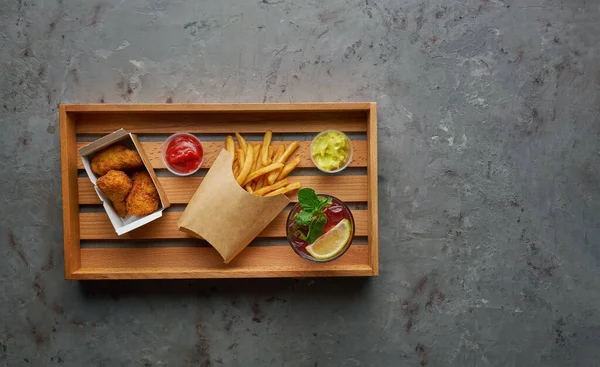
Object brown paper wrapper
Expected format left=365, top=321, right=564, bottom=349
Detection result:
left=177, top=149, right=290, bottom=263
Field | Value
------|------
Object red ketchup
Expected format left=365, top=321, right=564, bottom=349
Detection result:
left=165, top=135, right=203, bottom=174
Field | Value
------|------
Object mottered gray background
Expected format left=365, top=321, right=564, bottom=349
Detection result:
left=1, top=0, right=599, bottom=366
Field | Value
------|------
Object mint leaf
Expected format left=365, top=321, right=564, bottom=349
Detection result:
left=295, top=189, right=334, bottom=244
left=318, top=195, right=331, bottom=204
left=298, top=188, right=320, bottom=212
left=295, top=210, right=313, bottom=226
left=316, top=196, right=332, bottom=212
left=306, top=213, right=326, bottom=244
left=294, top=229, right=308, bottom=241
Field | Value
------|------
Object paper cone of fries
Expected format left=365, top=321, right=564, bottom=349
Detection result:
left=177, top=150, right=290, bottom=263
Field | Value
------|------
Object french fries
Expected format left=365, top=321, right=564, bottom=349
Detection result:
left=273, top=144, right=284, bottom=162
left=279, top=141, right=300, bottom=163
left=226, top=136, right=235, bottom=154
left=242, top=162, right=283, bottom=186
left=268, top=146, right=274, bottom=160
left=276, top=156, right=300, bottom=182
left=235, top=132, right=247, bottom=152
left=227, top=131, right=301, bottom=196
left=255, top=146, right=274, bottom=190
left=267, top=141, right=299, bottom=185
left=253, top=179, right=288, bottom=196
left=252, top=144, right=262, bottom=172
left=264, top=182, right=302, bottom=197
left=261, top=130, right=272, bottom=166
left=250, top=144, right=262, bottom=190
left=237, top=149, right=245, bottom=173
left=236, top=143, right=254, bottom=185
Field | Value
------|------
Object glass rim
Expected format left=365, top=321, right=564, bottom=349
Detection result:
left=161, top=132, right=204, bottom=177
left=285, top=193, right=355, bottom=263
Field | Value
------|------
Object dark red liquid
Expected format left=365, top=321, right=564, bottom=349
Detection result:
left=287, top=196, right=353, bottom=259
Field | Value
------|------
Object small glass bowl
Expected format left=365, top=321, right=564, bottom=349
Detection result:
left=310, top=130, right=353, bottom=174
left=286, top=194, right=355, bottom=263
left=161, top=133, right=204, bottom=176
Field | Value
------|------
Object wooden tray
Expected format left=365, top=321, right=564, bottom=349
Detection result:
left=59, top=103, right=378, bottom=279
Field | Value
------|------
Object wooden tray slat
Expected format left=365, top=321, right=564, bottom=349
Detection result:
left=79, top=176, right=368, bottom=204
left=75, top=111, right=368, bottom=134
left=80, top=210, right=368, bottom=240
left=77, top=140, right=368, bottom=170
left=76, top=246, right=371, bottom=279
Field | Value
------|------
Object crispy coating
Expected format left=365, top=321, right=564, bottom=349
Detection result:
left=91, top=144, right=143, bottom=176
left=96, top=170, right=133, bottom=218
left=126, top=171, right=160, bottom=217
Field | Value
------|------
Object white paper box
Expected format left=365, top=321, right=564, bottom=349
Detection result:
left=78, top=129, right=170, bottom=235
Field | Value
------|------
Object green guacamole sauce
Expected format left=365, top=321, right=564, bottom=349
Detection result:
left=311, top=131, right=351, bottom=171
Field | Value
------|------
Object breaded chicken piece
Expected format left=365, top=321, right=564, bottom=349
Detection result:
left=96, top=170, right=133, bottom=218
left=91, top=144, right=143, bottom=176
left=126, top=171, right=159, bottom=217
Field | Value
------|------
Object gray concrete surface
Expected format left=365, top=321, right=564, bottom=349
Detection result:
left=1, top=0, right=599, bottom=366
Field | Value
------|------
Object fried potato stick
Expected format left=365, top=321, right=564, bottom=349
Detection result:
left=226, top=135, right=235, bottom=154
left=250, top=144, right=262, bottom=190
left=237, top=148, right=245, bottom=173
left=267, top=142, right=299, bottom=185
left=276, top=156, right=300, bottom=182
left=273, top=144, right=284, bottom=162
left=268, top=145, right=274, bottom=160
left=242, top=162, right=283, bottom=186
left=235, top=132, right=247, bottom=152
left=261, top=130, right=272, bottom=166
left=253, top=179, right=288, bottom=196
left=252, top=143, right=262, bottom=171
left=236, top=144, right=254, bottom=185
left=255, top=149, right=273, bottom=191
left=264, top=182, right=302, bottom=197
left=278, top=141, right=299, bottom=164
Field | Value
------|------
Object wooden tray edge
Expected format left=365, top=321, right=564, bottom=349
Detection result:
left=60, top=105, right=82, bottom=278
left=62, top=102, right=372, bottom=113
left=69, top=266, right=376, bottom=280
left=368, top=102, right=379, bottom=275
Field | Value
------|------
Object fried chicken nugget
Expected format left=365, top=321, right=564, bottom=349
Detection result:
left=96, top=170, right=133, bottom=218
left=126, top=171, right=160, bottom=217
left=91, top=144, right=143, bottom=176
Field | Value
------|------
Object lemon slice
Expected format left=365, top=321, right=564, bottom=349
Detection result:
left=306, top=219, right=352, bottom=260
